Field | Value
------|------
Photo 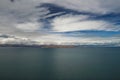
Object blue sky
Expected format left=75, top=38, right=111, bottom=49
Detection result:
left=0, top=0, right=120, bottom=46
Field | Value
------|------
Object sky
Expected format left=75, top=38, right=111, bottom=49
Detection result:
left=0, top=0, right=120, bottom=46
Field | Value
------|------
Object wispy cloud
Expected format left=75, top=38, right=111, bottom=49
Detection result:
left=0, top=0, right=120, bottom=46
left=51, top=14, right=120, bottom=32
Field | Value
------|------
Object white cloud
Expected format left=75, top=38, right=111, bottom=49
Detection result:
left=16, top=22, right=42, bottom=32
left=48, top=0, right=120, bottom=14
left=0, top=0, right=48, bottom=33
left=0, top=0, right=120, bottom=46
left=51, top=15, right=120, bottom=32
left=0, top=34, right=120, bottom=46
left=25, top=35, right=120, bottom=46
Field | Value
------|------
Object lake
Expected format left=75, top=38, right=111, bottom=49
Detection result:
left=0, top=47, right=120, bottom=80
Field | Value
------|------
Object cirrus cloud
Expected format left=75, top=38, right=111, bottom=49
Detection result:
left=0, top=0, right=120, bottom=46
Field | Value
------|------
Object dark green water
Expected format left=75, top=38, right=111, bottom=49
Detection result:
left=0, top=47, right=120, bottom=80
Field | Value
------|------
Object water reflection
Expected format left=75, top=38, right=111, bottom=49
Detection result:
left=0, top=47, right=120, bottom=80
left=0, top=48, right=57, bottom=80
left=39, top=48, right=56, bottom=80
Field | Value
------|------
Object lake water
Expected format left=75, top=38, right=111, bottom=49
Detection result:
left=0, top=47, right=120, bottom=80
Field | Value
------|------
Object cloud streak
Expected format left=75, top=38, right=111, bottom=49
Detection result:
left=51, top=14, right=120, bottom=32
left=0, top=0, right=120, bottom=46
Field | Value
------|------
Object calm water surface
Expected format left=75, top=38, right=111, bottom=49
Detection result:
left=0, top=47, right=120, bottom=80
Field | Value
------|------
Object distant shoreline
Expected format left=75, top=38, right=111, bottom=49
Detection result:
left=0, top=44, right=77, bottom=48
left=0, top=44, right=120, bottom=48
